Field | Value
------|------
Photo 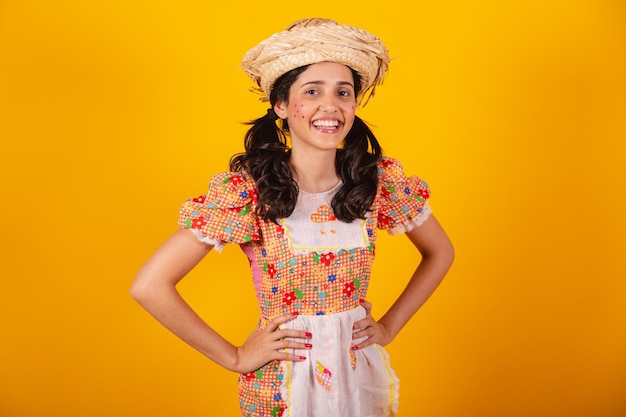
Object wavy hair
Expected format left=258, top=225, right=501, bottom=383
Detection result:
left=230, top=65, right=382, bottom=223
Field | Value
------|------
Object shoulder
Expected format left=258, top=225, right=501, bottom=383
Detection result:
left=374, top=156, right=432, bottom=232
left=377, top=156, right=427, bottom=188
left=179, top=171, right=261, bottom=247
left=377, top=156, right=404, bottom=178
left=206, top=170, right=258, bottom=209
left=375, top=155, right=430, bottom=204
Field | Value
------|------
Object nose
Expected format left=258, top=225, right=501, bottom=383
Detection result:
left=320, top=95, right=338, bottom=113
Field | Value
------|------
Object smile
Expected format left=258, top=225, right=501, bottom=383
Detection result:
left=312, top=119, right=340, bottom=128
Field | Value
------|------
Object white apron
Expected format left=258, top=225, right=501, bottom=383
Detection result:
left=279, top=306, right=399, bottom=417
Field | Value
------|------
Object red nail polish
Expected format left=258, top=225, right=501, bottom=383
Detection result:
left=291, top=311, right=299, bottom=316
left=359, top=298, right=365, bottom=303
left=352, top=345, right=359, bottom=350
left=305, top=343, right=313, bottom=348
left=305, top=332, right=312, bottom=338
left=299, top=356, right=307, bottom=360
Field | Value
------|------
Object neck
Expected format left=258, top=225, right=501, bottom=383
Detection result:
left=289, top=148, right=339, bottom=193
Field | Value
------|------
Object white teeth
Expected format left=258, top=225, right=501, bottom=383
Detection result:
left=313, top=120, right=339, bottom=127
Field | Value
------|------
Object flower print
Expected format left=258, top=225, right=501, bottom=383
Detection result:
left=192, top=195, right=206, bottom=204
left=319, top=252, right=335, bottom=266
left=343, top=281, right=356, bottom=297
left=229, top=174, right=244, bottom=185
left=243, top=371, right=256, bottom=381
left=250, top=190, right=259, bottom=204
left=313, top=267, right=327, bottom=281
left=239, top=190, right=248, bottom=199
left=266, top=234, right=280, bottom=249
left=294, top=288, right=304, bottom=300
left=234, top=205, right=251, bottom=216
left=274, top=393, right=282, bottom=402
left=404, top=186, right=411, bottom=195
left=382, top=158, right=395, bottom=168
left=267, top=263, right=277, bottom=278
left=378, top=214, right=393, bottom=228
left=328, top=274, right=336, bottom=283
left=191, top=216, right=207, bottom=229
left=272, top=286, right=278, bottom=294
left=271, top=406, right=285, bottom=417
left=381, top=187, right=392, bottom=199
left=283, top=291, right=297, bottom=305
left=417, top=187, right=430, bottom=199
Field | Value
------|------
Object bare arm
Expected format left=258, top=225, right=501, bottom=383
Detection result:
left=130, top=228, right=311, bottom=373
left=353, top=214, right=454, bottom=348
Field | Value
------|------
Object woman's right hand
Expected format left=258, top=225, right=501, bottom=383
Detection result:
left=232, top=312, right=312, bottom=374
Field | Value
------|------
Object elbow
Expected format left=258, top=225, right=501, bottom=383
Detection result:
left=129, top=279, right=144, bottom=303
left=129, top=274, right=153, bottom=305
left=441, top=239, right=455, bottom=271
left=444, top=240, right=455, bottom=266
left=427, top=239, right=454, bottom=272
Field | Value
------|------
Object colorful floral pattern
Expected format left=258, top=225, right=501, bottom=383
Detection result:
left=178, top=157, right=430, bottom=417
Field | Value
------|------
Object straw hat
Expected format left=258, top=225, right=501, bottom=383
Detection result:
left=241, top=18, right=390, bottom=105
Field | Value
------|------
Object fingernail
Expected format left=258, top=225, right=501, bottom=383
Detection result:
left=352, top=345, right=359, bottom=350
left=304, top=343, right=313, bottom=348
left=290, top=311, right=299, bottom=316
left=359, top=298, right=365, bottom=303
left=299, top=356, right=307, bottom=360
left=305, top=332, right=312, bottom=338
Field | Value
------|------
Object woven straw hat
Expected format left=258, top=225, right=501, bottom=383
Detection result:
left=241, top=18, right=390, bottom=105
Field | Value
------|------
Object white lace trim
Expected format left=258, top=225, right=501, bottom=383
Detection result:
left=189, top=229, right=226, bottom=253
left=388, top=201, right=432, bottom=236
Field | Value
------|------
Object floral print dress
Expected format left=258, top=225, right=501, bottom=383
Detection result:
left=179, top=157, right=431, bottom=417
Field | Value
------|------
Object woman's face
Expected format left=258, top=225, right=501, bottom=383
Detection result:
left=274, top=62, right=357, bottom=154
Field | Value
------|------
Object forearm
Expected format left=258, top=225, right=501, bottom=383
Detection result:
left=130, top=229, right=239, bottom=372
left=379, top=249, right=453, bottom=341
left=131, top=281, right=239, bottom=371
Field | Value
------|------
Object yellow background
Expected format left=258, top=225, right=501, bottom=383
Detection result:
left=1, top=1, right=625, bottom=416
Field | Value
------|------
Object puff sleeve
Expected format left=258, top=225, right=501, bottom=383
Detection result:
left=178, top=171, right=260, bottom=252
left=376, top=157, right=432, bottom=235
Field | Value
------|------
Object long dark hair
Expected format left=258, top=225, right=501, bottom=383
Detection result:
left=230, top=65, right=382, bottom=223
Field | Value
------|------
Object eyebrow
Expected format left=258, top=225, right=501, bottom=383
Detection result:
left=300, top=80, right=355, bottom=89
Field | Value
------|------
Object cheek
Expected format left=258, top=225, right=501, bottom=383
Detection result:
left=292, top=102, right=306, bottom=119
left=345, top=105, right=357, bottom=123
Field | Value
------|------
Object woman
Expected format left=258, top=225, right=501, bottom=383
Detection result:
left=131, top=18, right=454, bottom=417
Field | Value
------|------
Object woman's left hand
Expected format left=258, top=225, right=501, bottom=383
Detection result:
left=351, top=299, right=393, bottom=350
